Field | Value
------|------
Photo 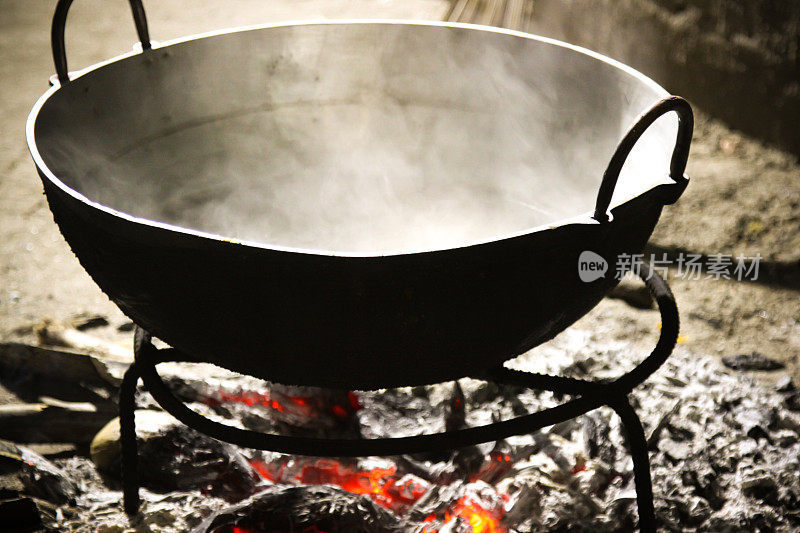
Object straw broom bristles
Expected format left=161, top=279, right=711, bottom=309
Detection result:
left=444, top=0, right=536, bottom=32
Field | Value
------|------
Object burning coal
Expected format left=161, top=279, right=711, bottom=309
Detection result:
left=202, top=384, right=509, bottom=532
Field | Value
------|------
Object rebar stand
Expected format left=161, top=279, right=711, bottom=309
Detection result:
left=120, top=263, right=678, bottom=532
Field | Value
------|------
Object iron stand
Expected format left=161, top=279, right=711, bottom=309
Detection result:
left=120, top=263, right=678, bottom=532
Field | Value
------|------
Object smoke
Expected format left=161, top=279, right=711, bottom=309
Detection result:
left=36, top=22, right=674, bottom=254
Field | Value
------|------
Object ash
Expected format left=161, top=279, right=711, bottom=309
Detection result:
left=21, top=329, right=800, bottom=532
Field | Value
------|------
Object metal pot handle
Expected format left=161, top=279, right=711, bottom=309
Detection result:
left=593, top=96, right=693, bottom=223
left=51, top=0, right=151, bottom=85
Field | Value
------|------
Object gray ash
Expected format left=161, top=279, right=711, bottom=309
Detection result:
left=6, top=329, right=800, bottom=532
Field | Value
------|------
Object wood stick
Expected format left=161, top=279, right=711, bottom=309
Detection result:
left=0, top=342, right=124, bottom=387
left=36, top=322, right=132, bottom=363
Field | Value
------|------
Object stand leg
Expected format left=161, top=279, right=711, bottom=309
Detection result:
left=120, top=362, right=140, bottom=516
left=610, top=397, right=656, bottom=532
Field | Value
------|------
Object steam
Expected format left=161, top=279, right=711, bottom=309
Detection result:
left=36, top=23, right=674, bottom=254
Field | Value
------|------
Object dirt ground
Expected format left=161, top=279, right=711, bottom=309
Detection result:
left=2, top=1, right=799, bottom=385
left=581, top=112, right=800, bottom=387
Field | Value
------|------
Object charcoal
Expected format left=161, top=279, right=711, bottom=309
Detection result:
left=646, top=400, right=681, bottom=449
left=445, top=382, right=466, bottom=432
left=722, top=352, right=785, bottom=371
left=0, top=400, right=118, bottom=445
left=680, top=455, right=723, bottom=509
left=776, top=376, right=795, bottom=393
left=394, top=455, right=462, bottom=486
left=0, top=440, right=76, bottom=506
left=734, top=404, right=773, bottom=441
left=665, top=416, right=696, bottom=442
left=411, top=382, right=479, bottom=465
left=581, top=411, right=616, bottom=465
left=775, top=410, right=800, bottom=434
left=73, top=315, right=110, bottom=331
left=572, top=459, right=612, bottom=495
left=742, top=472, right=779, bottom=504
left=0, top=342, right=123, bottom=389
left=773, top=429, right=799, bottom=447
left=471, top=442, right=515, bottom=484
left=468, top=381, right=503, bottom=404
left=117, top=321, right=136, bottom=332
left=502, top=482, right=542, bottom=527
left=785, top=392, right=800, bottom=412
left=22, top=324, right=800, bottom=532
left=90, top=410, right=260, bottom=501
left=137, top=424, right=260, bottom=500
left=539, top=433, right=587, bottom=479
left=405, top=481, right=465, bottom=522
left=160, top=375, right=210, bottom=404
left=192, top=485, right=403, bottom=533
left=34, top=322, right=132, bottom=363
left=269, top=384, right=361, bottom=439
left=0, top=497, right=45, bottom=532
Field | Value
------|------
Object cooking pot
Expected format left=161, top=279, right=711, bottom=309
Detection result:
left=27, top=0, right=692, bottom=389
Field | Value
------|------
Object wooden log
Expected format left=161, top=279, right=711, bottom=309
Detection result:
left=0, top=402, right=117, bottom=444
left=35, top=322, right=132, bottom=362
left=0, top=342, right=125, bottom=387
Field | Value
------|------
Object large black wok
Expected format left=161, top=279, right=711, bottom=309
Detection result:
left=27, top=1, right=692, bottom=390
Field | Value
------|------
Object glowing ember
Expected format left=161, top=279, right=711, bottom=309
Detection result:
left=209, top=388, right=505, bottom=532
left=423, top=496, right=506, bottom=533
left=471, top=451, right=513, bottom=483
left=250, top=458, right=429, bottom=514
left=205, top=388, right=361, bottom=420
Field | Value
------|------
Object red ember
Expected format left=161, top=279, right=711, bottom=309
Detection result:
left=211, top=388, right=505, bottom=532
left=250, top=458, right=428, bottom=514
left=206, top=388, right=362, bottom=421
left=423, top=495, right=506, bottom=533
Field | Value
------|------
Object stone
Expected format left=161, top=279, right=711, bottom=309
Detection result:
left=722, top=352, right=785, bottom=371
left=90, top=410, right=176, bottom=472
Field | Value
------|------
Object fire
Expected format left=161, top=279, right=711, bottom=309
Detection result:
left=214, top=389, right=505, bottom=533
left=422, top=495, right=506, bottom=533
left=449, top=496, right=505, bottom=533
left=205, top=388, right=362, bottom=420
left=249, top=458, right=504, bottom=533
left=250, top=458, right=428, bottom=513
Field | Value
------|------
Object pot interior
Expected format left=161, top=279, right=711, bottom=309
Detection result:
left=33, top=22, right=676, bottom=254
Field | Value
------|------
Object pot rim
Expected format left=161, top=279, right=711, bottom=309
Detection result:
left=26, top=19, right=672, bottom=258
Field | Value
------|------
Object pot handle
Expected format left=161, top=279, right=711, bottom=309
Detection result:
left=51, top=0, right=151, bottom=85
left=593, top=96, right=693, bottom=223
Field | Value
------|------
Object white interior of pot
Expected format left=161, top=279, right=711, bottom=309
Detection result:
left=32, top=22, right=676, bottom=254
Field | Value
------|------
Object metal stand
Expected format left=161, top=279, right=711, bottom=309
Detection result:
left=120, top=263, right=678, bottom=532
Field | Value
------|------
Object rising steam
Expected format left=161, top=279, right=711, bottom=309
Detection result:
left=36, top=22, right=675, bottom=254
